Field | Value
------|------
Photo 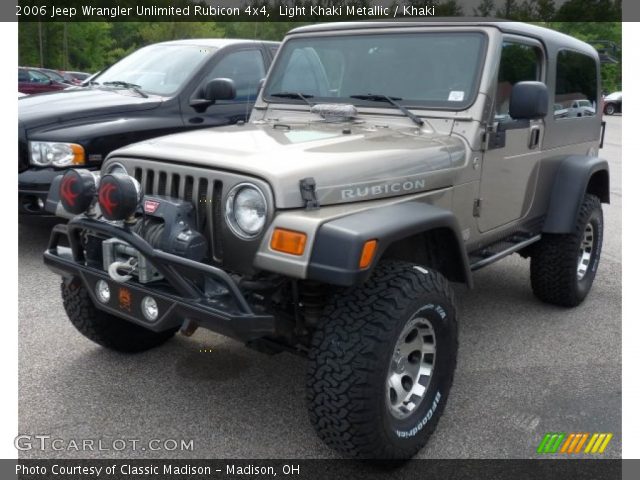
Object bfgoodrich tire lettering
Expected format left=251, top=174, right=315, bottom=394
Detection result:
left=306, top=261, right=457, bottom=458
left=62, top=278, right=177, bottom=353
left=530, top=194, right=603, bottom=307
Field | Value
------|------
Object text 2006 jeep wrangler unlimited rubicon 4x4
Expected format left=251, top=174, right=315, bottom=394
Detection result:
left=44, top=21, right=609, bottom=459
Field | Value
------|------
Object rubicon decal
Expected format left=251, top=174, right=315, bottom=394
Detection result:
left=537, top=432, right=613, bottom=454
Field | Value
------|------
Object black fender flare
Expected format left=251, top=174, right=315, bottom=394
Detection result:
left=307, top=201, right=473, bottom=287
left=543, top=155, right=609, bottom=234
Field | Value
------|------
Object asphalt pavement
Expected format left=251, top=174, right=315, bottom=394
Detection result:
left=18, top=115, right=622, bottom=459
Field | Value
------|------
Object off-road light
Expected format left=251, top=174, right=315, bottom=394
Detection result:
left=270, top=228, right=307, bottom=256
left=225, top=183, right=267, bottom=238
left=59, top=169, right=98, bottom=214
left=141, top=296, right=159, bottom=322
left=95, top=280, right=111, bottom=304
left=98, top=173, right=141, bottom=221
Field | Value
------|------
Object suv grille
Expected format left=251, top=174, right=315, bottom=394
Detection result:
left=18, top=126, right=28, bottom=173
left=133, top=166, right=224, bottom=262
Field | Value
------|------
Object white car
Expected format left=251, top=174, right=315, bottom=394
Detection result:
left=567, top=99, right=596, bottom=117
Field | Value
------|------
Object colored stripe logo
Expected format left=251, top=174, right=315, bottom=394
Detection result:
left=537, top=433, right=613, bottom=454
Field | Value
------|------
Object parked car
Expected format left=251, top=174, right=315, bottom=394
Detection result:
left=37, top=68, right=73, bottom=85
left=567, top=99, right=596, bottom=117
left=603, top=91, right=622, bottom=115
left=18, top=38, right=279, bottom=218
left=63, top=71, right=92, bottom=85
left=45, top=22, right=608, bottom=458
left=18, top=67, right=68, bottom=95
left=553, top=102, right=569, bottom=118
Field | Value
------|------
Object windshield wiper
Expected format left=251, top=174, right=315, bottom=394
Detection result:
left=350, top=94, right=424, bottom=127
left=102, top=81, right=148, bottom=98
left=270, top=92, right=314, bottom=107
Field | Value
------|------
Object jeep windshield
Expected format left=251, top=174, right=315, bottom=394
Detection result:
left=92, top=43, right=217, bottom=96
left=264, top=31, right=487, bottom=111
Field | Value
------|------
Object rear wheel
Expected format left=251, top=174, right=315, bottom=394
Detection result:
left=62, top=278, right=177, bottom=353
left=604, top=103, right=616, bottom=115
left=530, top=194, right=603, bottom=307
left=306, top=261, right=457, bottom=458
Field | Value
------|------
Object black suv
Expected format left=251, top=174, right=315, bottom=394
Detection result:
left=19, top=38, right=279, bottom=218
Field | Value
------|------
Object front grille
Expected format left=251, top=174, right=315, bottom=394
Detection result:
left=18, top=127, right=28, bottom=173
left=133, top=166, right=224, bottom=262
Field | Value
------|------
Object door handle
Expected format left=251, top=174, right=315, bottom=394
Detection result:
left=529, top=126, right=541, bottom=149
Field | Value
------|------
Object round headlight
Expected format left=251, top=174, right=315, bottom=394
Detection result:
left=225, top=183, right=267, bottom=239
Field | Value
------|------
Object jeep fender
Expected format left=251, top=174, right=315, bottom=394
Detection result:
left=307, top=201, right=473, bottom=288
left=543, top=155, right=609, bottom=234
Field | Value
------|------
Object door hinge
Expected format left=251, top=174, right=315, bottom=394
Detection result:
left=473, top=198, right=482, bottom=217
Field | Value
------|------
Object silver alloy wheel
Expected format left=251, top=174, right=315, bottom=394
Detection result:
left=386, top=315, right=437, bottom=420
left=577, top=221, right=595, bottom=280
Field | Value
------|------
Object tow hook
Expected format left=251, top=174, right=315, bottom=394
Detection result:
left=180, top=318, right=199, bottom=336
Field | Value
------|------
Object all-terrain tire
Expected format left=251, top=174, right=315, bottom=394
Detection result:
left=306, top=261, right=458, bottom=459
left=530, top=194, right=603, bottom=307
left=62, top=278, right=177, bottom=353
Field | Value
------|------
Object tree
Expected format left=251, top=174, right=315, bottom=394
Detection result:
left=474, top=0, right=495, bottom=17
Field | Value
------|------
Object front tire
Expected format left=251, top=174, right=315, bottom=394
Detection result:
left=604, top=103, right=616, bottom=115
left=62, top=278, right=177, bottom=353
left=306, top=261, right=458, bottom=459
left=530, top=194, right=603, bottom=307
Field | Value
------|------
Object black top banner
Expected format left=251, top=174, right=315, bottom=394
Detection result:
left=9, top=0, right=626, bottom=22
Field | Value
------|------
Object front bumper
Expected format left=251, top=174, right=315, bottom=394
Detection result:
left=18, top=168, right=60, bottom=216
left=43, top=217, right=276, bottom=341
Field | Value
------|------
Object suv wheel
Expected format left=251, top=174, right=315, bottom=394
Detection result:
left=604, top=103, right=616, bottom=115
left=306, top=261, right=457, bottom=458
left=530, top=194, right=603, bottom=307
left=62, top=278, right=177, bottom=352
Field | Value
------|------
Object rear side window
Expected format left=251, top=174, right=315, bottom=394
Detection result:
left=495, top=42, right=542, bottom=120
left=555, top=50, right=598, bottom=119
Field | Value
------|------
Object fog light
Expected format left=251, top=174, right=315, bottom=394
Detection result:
left=141, top=296, right=158, bottom=322
left=95, top=280, right=110, bottom=303
left=37, top=197, right=44, bottom=209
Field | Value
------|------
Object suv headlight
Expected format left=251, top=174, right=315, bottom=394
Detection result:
left=29, top=141, right=85, bottom=167
left=225, top=183, right=267, bottom=239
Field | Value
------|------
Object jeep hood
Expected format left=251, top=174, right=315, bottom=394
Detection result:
left=19, top=87, right=162, bottom=131
left=112, top=122, right=466, bottom=208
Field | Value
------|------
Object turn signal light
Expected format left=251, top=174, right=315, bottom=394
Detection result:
left=359, top=239, right=378, bottom=269
left=270, top=228, right=307, bottom=256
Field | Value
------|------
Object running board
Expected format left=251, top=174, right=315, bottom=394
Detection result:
left=469, top=234, right=541, bottom=271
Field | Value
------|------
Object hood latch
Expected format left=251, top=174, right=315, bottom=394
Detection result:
left=299, top=177, right=319, bottom=210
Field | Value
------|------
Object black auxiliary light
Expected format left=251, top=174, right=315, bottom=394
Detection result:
left=97, top=173, right=142, bottom=221
left=59, top=169, right=98, bottom=214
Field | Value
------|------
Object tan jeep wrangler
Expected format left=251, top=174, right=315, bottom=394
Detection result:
left=45, top=21, right=609, bottom=459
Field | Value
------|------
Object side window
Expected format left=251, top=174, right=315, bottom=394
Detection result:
left=555, top=50, right=598, bottom=119
left=269, top=46, right=279, bottom=59
left=495, top=42, right=542, bottom=121
left=28, top=70, right=50, bottom=83
left=204, top=49, right=265, bottom=102
left=18, top=70, right=29, bottom=82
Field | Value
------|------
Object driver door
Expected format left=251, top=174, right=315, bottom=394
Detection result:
left=478, top=38, right=546, bottom=232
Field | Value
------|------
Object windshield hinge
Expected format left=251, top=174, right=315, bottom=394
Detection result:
left=473, top=198, right=482, bottom=217
left=299, top=177, right=320, bottom=210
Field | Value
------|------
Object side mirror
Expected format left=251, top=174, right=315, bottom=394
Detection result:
left=509, top=81, right=548, bottom=120
left=190, top=78, right=236, bottom=113
left=204, top=77, right=236, bottom=102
